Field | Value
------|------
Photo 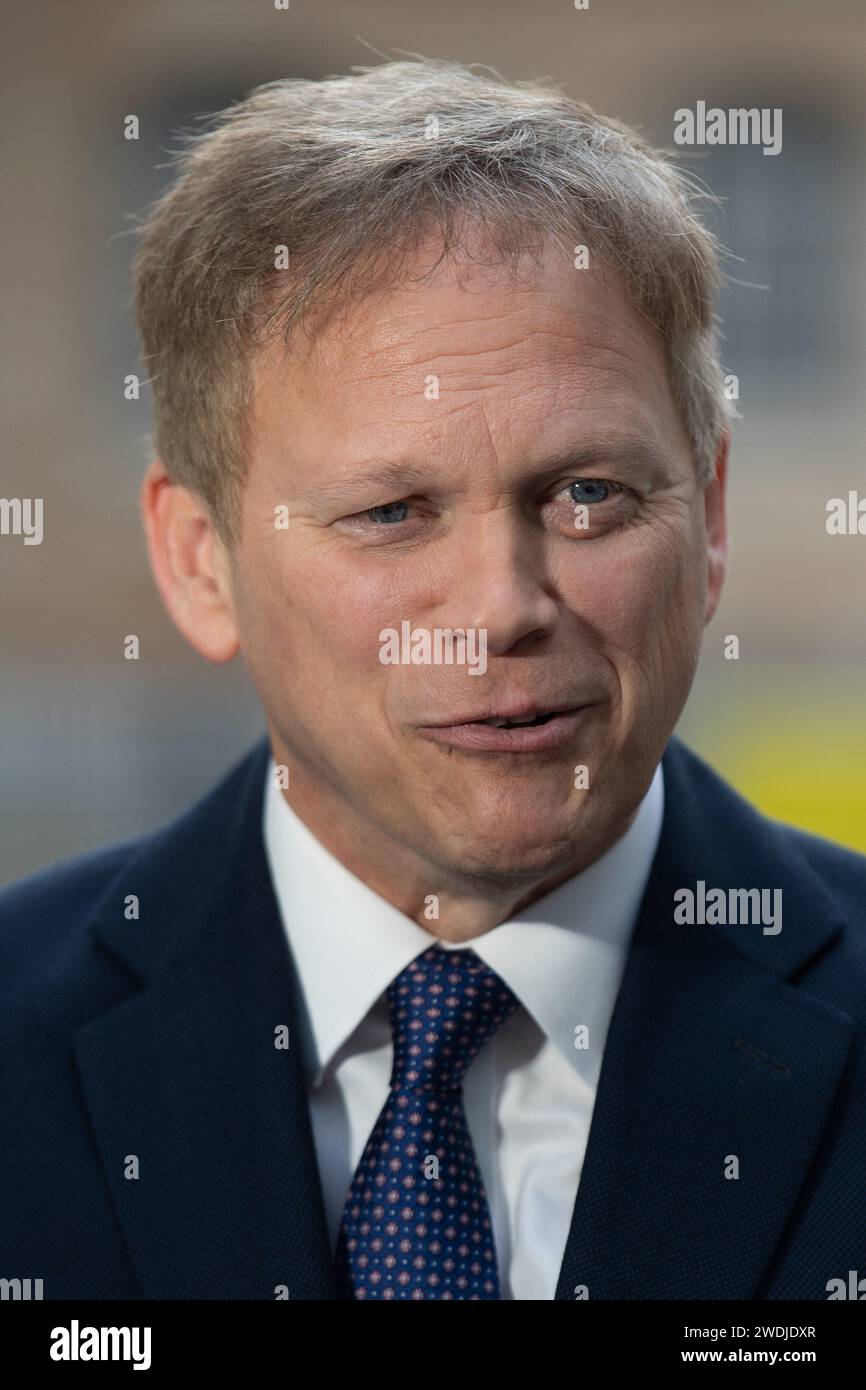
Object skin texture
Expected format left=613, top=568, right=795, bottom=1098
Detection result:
left=142, top=234, right=728, bottom=942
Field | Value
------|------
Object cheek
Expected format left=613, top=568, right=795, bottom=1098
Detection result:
left=291, top=537, right=451, bottom=669
left=566, top=524, right=705, bottom=680
left=246, top=544, right=405, bottom=692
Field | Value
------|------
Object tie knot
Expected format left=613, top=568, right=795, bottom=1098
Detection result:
left=387, top=945, right=519, bottom=1092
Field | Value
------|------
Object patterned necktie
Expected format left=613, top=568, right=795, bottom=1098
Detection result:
left=335, top=944, right=520, bottom=1300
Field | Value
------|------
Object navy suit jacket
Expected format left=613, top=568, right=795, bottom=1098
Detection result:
left=1, top=735, right=865, bottom=1300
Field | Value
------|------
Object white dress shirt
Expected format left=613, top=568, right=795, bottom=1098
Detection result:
left=262, top=762, right=664, bottom=1300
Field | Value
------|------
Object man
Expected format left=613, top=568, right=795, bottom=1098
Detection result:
left=1, top=58, right=864, bottom=1302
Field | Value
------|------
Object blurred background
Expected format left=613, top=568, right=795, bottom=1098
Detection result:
left=1, top=0, right=864, bottom=884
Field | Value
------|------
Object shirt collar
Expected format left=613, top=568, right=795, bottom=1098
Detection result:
left=263, top=762, right=663, bottom=1087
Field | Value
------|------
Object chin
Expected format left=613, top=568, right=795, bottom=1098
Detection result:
left=440, top=816, right=581, bottom=883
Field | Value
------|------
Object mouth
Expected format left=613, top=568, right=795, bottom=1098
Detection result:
left=471, top=710, right=562, bottom=729
left=417, top=703, right=590, bottom=753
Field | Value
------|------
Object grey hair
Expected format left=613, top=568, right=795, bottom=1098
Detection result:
left=133, top=57, right=732, bottom=542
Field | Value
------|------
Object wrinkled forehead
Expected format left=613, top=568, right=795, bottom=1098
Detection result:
left=252, top=236, right=678, bottom=431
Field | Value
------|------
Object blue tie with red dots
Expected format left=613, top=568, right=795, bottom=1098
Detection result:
left=334, top=944, right=521, bottom=1300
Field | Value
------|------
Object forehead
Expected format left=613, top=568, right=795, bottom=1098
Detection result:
left=250, top=235, right=685, bottom=457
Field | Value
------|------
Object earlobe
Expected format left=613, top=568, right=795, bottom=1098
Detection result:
left=140, top=459, right=240, bottom=663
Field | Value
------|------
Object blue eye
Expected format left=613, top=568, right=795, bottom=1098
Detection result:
left=367, top=501, right=410, bottom=524
left=569, top=479, right=612, bottom=504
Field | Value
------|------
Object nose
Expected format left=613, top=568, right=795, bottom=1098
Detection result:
left=446, top=509, right=559, bottom=657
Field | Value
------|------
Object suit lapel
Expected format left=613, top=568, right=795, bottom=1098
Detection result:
left=555, top=740, right=856, bottom=1300
left=74, top=739, right=339, bottom=1300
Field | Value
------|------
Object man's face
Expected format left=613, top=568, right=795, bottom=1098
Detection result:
left=228, top=237, right=725, bottom=887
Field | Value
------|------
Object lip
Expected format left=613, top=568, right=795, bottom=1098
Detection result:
left=417, top=706, right=590, bottom=753
left=422, top=701, right=581, bottom=728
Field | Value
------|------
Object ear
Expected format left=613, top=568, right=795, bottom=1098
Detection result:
left=140, top=459, right=240, bottom=662
left=704, top=432, right=729, bottom=626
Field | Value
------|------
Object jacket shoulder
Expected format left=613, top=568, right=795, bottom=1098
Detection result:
left=667, top=736, right=866, bottom=881
left=782, top=822, right=866, bottom=897
left=0, top=837, right=145, bottom=986
left=664, top=737, right=866, bottom=971
left=0, top=737, right=270, bottom=997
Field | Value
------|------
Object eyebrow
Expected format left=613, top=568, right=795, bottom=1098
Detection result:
left=312, top=437, right=670, bottom=506
left=312, top=458, right=433, bottom=506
